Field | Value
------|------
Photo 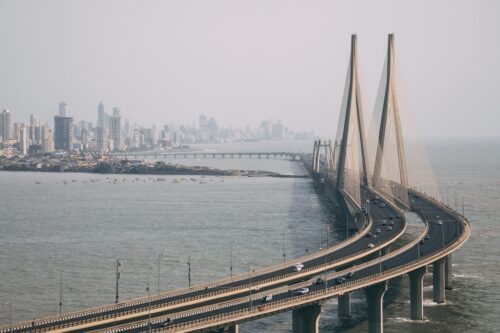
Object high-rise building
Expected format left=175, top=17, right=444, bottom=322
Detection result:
left=54, top=116, right=73, bottom=151
left=97, top=102, right=106, bottom=127
left=19, top=125, right=29, bottom=155
left=58, top=102, right=67, bottom=117
left=109, top=107, right=123, bottom=151
left=96, top=127, right=109, bottom=152
left=29, top=114, right=40, bottom=144
left=0, top=110, right=12, bottom=143
left=41, top=125, right=54, bottom=153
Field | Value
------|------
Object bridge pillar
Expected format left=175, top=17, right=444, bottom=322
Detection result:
left=408, top=266, right=426, bottom=320
left=433, top=258, right=446, bottom=304
left=365, top=281, right=387, bottom=333
left=292, top=303, right=322, bottom=333
left=445, top=254, right=453, bottom=290
left=338, top=293, right=351, bottom=318
left=226, top=324, right=238, bottom=333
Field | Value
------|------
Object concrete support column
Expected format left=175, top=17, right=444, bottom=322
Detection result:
left=227, top=324, right=238, bottom=333
left=445, top=254, right=453, bottom=290
left=365, top=281, right=388, bottom=333
left=433, top=258, right=446, bottom=303
left=408, top=266, right=426, bottom=320
left=338, top=293, right=351, bottom=318
left=292, top=303, right=322, bottom=333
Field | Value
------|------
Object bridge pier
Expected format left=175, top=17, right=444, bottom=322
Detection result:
left=408, top=266, right=426, bottom=320
left=338, top=293, right=351, bottom=318
left=226, top=324, right=238, bottom=333
left=445, top=254, right=453, bottom=290
left=433, top=258, right=446, bottom=304
left=365, top=281, right=387, bottom=333
left=292, top=303, right=322, bottom=333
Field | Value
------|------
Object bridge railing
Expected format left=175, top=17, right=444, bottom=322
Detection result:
left=155, top=194, right=470, bottom=332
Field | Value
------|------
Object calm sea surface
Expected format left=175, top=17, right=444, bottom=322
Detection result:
left=0, top=138, right=499, bottom=332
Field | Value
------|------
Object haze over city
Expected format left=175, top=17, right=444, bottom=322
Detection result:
left=0, top=0, right=499, bottom=138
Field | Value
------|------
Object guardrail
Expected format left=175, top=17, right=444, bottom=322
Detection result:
left=151, top=193, right=470, bottom=333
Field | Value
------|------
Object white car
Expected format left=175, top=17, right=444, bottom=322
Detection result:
left=292, top=263, right=304, bottom=272
left=367, top=243, right=375, bottom=248
left=262, top=295, right=273, bottom=302
left=295, top=287, right=310, bottom=295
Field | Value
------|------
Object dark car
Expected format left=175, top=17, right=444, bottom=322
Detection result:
left=335, top=277, right=346, bottom=285
left=315, top=277, right=325, bottom=285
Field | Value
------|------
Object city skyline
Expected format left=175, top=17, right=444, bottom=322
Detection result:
left=0, top=101, right=312, bottom=156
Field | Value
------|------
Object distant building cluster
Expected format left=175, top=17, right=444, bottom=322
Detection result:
left=0, top=102, right=313, bottom=156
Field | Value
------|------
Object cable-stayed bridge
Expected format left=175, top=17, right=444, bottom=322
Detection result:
left=1, top=34, right=470, bottom=333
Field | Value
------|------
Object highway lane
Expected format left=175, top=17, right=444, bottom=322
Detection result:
left=104, top=192, right=465, bottom=333
left=0, top=192, right=405, bottom=333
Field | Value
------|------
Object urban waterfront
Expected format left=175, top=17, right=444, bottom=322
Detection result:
left=0, top=139, right=498, bottom=332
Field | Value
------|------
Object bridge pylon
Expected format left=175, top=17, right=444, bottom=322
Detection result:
left=334, top=34, right=370, bottom=207
left=371, top=34, right=409, bottom=205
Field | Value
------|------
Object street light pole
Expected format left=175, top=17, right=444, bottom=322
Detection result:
left=59, top=270, right=63, bottom=315
left=157, top=253, right=163, bottom=294
left=248, top=265, right=252, bottom=310
left=146, top=282, right=151, bottom=333
left=324, top=225, right=330, bottom=292
left=230, top=242, right=233, bottom=278
left=187, top=256, right=191, bottom=288
left=115, top=259, right=121, bottom=304
left=6, top=303, right=12, bottom=333
left=441, top=224, right=445, bottom=249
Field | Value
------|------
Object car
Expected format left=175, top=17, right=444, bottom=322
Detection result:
left=292, top=263, right=304, bottom=272
left=367, top=243, right=375, bottom=248
left=389, top=220, right=394, bottom=226
left=375, top=228, right=381, bottom=234
left=419, top=239, right=425, bottom=245
left=345, top=272, right=354, bottom=279
left=315, top=277, right=325, bottom=285
left=262, top=295, right=273, bottom=302
left=382, top=220, right=387, bottom=226
left=161, top=318, right=174, bottom=327
left=372, top=201, right=378, bottom=205
left=388, top=215, right=393, bottom=220
left=425, top=234, right=431, bottom=240
left=295, top=287, right=310, bottom=295
left=385, top=226, right=392, bottom=231
left=380, top=203, right=386, bottom=208
left=437, top=220, right=443, bottom=225
left=365, top=232, right=372, bottom=238
left=335, top=277, right=346, bottom=285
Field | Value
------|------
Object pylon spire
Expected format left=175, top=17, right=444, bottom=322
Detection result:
left=336, top=34, right=370, bottom=197
left=372, top=34, right=409, bottom=191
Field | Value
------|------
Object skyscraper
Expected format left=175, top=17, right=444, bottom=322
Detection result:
left=0, top=109, right=12, bottom=143
left=109, top=107, right=123, bottom=151
left=97, top=102, right=106, bottom=128
left=54, top=116, right=73, bottom=151
left=58, top=102, right=67, bottom=117
left=41, top=125, right=54, bottom=153
left=19, top=125, right=29, bottom=155
left=96, top=127, right=109, bottom=152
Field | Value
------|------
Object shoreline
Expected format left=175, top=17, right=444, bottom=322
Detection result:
left=0, top=163, right=309, bottom=179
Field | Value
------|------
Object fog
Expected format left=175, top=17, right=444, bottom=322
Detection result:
left=0, top=0, right=499, bottom=137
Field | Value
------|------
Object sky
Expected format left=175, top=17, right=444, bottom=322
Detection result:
left=0, top=0, right=499, bottom=137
